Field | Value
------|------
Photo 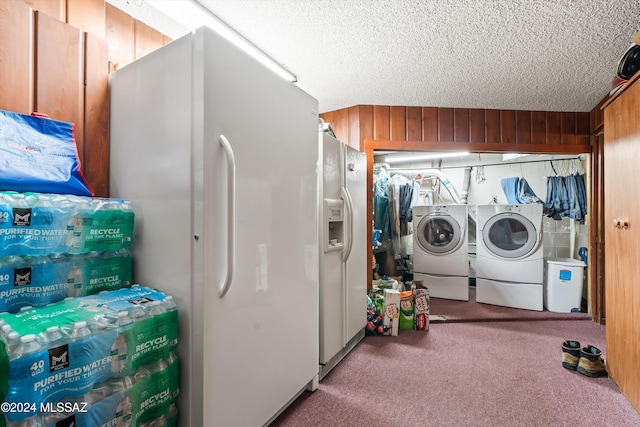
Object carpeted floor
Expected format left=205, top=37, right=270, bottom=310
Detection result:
left=271, top=319, right=639, bottom=426
left=430, top=286, right=591, bottom=323
left=268, top=288, right=635, bottom=426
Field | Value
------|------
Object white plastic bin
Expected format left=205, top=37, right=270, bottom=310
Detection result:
left=543, top=258, right=586, bottom=312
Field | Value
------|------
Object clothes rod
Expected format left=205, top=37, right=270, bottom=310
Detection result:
left=381, top=155, right=584, bottom=172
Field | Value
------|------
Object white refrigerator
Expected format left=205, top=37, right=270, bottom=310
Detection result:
left=318, top=126, right=367, bottom=379
left=109, top=27, right=320, bottom=427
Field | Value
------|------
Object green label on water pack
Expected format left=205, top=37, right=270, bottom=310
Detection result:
left=0, top=287, right=178, bottom=423
left=51, top=354, right=180, bottom=427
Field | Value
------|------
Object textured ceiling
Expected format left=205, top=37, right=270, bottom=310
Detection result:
left=107, top=0, right=639, bottom=114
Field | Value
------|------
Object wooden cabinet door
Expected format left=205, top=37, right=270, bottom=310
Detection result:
left=603, top=77, right=640, bottom=413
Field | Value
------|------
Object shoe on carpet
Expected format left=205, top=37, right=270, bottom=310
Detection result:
left=577, top=345, right=607, bottom=377
left=561, top=340, right=581, bottom=371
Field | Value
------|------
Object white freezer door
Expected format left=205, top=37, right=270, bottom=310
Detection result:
left=110, top=26, right=319, bottom=427
left=196, top=27, right=320, bottom=427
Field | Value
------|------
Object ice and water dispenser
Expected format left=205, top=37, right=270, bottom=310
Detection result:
left=324, top=199, right=344, bottom=252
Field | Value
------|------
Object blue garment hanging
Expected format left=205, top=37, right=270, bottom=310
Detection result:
left=500, top=177, right=520, bottom=204
left=502, top=177, right=542, bottom=204
left=516, top=178, right=542, bottom=204
left=544, top=173, right=587, bottom=221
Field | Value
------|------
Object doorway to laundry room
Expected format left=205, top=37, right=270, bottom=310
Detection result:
left=371, top=150, right=593, bottom=322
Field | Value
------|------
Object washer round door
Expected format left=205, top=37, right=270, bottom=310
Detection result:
left=415, top=214, right=463, bottom=255
left=481, top=213, right=538, bottom=259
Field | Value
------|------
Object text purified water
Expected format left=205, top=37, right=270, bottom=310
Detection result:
left=0, top=286, right=178, bottom=423
left=0, top=250, right=133, bottom=313
left=5, top=353, right=180, bottom=427
left=0, top=192, right=134, bottom=257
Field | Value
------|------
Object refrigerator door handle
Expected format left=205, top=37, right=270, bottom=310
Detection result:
left=341, top=186, right=354, bottom=262
left=219, top=134, right=236, bottom=298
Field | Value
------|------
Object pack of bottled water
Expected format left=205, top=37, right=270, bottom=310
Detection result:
left=4, top=352, right=179, bottom=427
left=0, top=249, right=133, bottom=313
left=0, top=286, right=178, bottom=424
left=0, top=192, right=134, bottom=257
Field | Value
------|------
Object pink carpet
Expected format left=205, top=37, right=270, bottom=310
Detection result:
left=271, top=320, right=639, bottom=426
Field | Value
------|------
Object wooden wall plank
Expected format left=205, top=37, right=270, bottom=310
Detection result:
left=332, top=107, right=349, bottom=144
left=320, top=111, right=334, bottom=126
left=67, top=0, right=105, bottom=38
left=390, top=106, right=406, bottom=141
left=348, top=106, right=360, bottom=150
left=134, top=19, right=164, bottom=60
left=373, top=105, right=390, bottom=140
left=547, top=111, right=561, bottom=145
left=576, top=112, right=590, bottom=146
left=516, top=110, right=531, bottom=144
left=485, top=109, right=501, bottom=143
left=0, top=0, right=33, bottom=114
left=105, top=2, right=133, bottom=72
left=561, top=112, right=576, bottom=145
left=500, top=110, right=516, bottom=144
left=83, top=33, right=109, bottom=197
left=34, top=11, right=84, bottom=159
left=438, top=108, right=454, bottom=142
left=422, top=107, right=438, bottom=142
left=531, top=111, right=547, bottom=144
left=358, top=105, right=374, bottom=151
left=454, top=108, right=470, bottom=142
left=590, top=96, right=607, bottom=134
left=23, top=0, right=64, bottom=21
left=406, top=106, right=422, bottom=141
left=469, top=109, right=485, bottom=143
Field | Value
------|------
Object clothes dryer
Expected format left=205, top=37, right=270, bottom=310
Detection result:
left=413, top=205, right=469, bottom=301
left=475, top=204, right=543, bottom=310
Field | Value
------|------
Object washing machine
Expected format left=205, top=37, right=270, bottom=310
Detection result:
left=475, top=204, right=543, bottom=310
left=413, top=204, right=469, bottom=301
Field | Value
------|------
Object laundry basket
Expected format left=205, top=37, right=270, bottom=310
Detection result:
left=543, top=258, right=586, bottom=313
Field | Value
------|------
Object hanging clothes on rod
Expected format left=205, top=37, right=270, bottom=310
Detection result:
left=544, top=160, right=587, bottom=222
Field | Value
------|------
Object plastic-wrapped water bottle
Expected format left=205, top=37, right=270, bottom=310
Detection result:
left=7, top=414, right=45, bottom=427
left=5, top=331, right=22, bottom=357
left=111, top=312, right=132, bottom=374
left=43, top=326, right=66, bottom=349
left=166, top=351, right=179, bottom=365
left=148, top=357, right=168, bottom=375
left=66, top=254, right=84, bottom=297
left=162, top=295, right=177, bottom=312
left=115, top=395, right=133, bottom=427
left=65, top=199, right=92, bottom=250
left=147, top=301, right=165, bottom=317
left=115, top=311, right=133, bottom=327
left=14, top=334, right=42, bottom=359
left=132, top=363, right=151, bottom=383
left=71, top=321, right=92, bottom=341
left=129, top=304, right=148, bottom=322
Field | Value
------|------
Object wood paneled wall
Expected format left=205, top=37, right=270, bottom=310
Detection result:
left=321, top=105, right=591, bottom=153
left=0, top=0, right=171, bottom=197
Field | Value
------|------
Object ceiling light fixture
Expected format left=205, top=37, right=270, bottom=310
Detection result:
left=384, top=151, right=469, bottom=164
left=146, top=0, right=297, bottom=82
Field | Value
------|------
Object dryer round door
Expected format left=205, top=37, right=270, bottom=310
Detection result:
left=481, top=213, right=538, bottom=259
left=415, top=214, right=463, bottom=255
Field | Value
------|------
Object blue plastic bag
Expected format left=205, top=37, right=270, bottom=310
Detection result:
left=0, top=109, right=94, bottom=196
